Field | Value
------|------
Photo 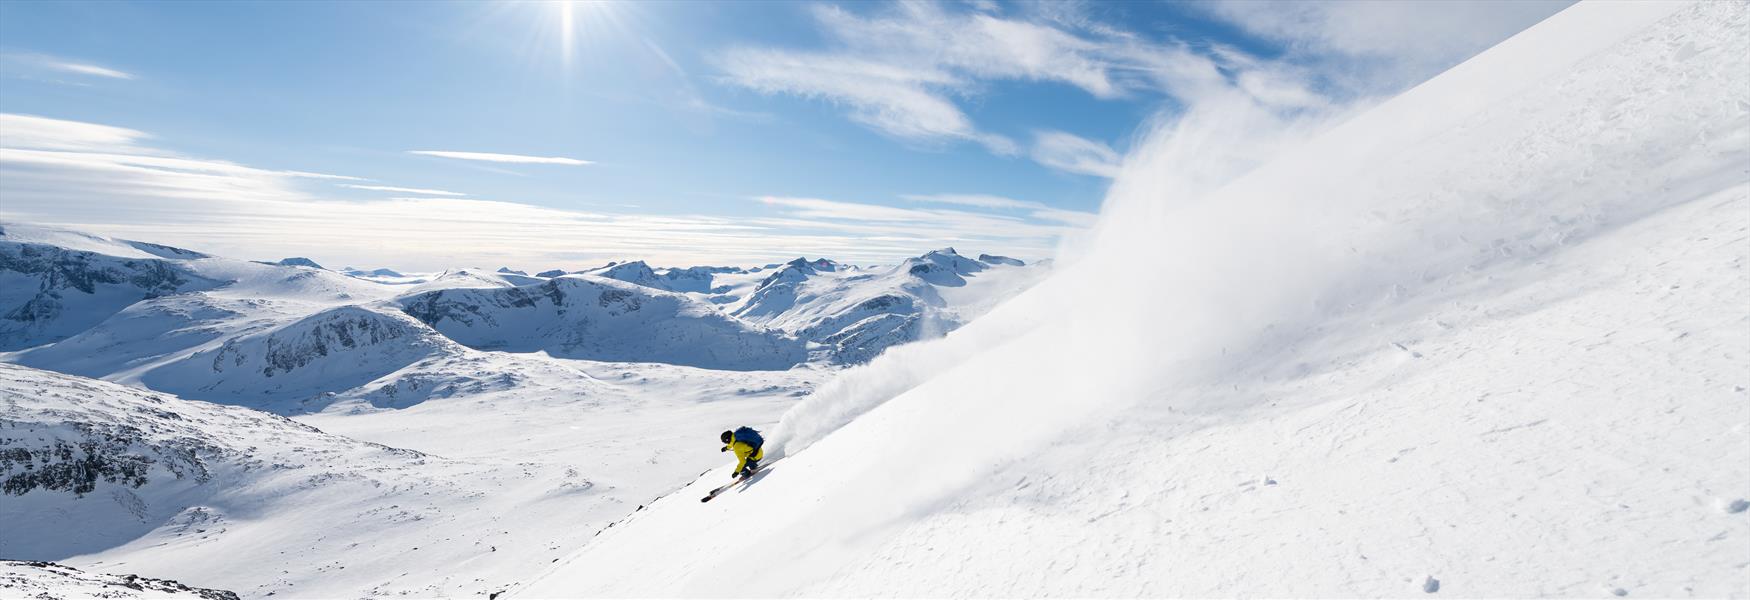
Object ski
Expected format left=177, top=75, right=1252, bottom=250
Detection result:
left=699, top=461, right=775, bottom=503
left=700, top=472, right=752, bottom=503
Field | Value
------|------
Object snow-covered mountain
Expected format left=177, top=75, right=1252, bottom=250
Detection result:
left=398, top=276, right=808, bottom=370
left=730, top=249, right=1044, bottom=363
left=0, top=226, right=225, bottom=351
left=514, top=2, right=1749, bottom=597
left=138, top=305, right=465, bottom=412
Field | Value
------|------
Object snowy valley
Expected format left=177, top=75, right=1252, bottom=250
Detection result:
left=0, top=222, right=1044, bottom=597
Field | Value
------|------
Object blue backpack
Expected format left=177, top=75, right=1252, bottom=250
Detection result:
left=733, top=426, right=764, bottom=450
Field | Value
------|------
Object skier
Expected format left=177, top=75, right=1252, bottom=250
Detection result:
left=720, top=427, right=764, bottom=479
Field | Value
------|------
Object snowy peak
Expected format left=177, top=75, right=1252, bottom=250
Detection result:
left=270, top=257, right=323, bottom=269
left=903, top=249, right=987, bottom=287
left=978, top=254, right=1025, bottom=267
left=496, top=267, right=527, bottom=276
left=589, top=260, right=664, bottom=289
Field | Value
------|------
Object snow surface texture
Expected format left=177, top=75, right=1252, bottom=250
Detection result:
left=0, top=361, right=813, bottom=598
left=0, top=560, right=238, bottom=600
left=518, top=2, right=1750, bottom=596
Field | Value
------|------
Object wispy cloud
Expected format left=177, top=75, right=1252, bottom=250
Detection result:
left=4, top=53, right=136, bottom=80
left=902, top=193, right=1047, bottom=210
left=408, top=150, right=593, bottom=165
left=282, top=170, right=368, bottom=182
left=1029, top=207, right=1100, bottom=227
left=714, top=2, right=1328, bottom=159
left=0, top=113, right=150, bottom=152
left=0, top=114, right=1078, bottom=269
left=758, top=195, right=1090, bottom=245
left=343, top=184, right=466, bottom=196
left=1030, top=130, right=1121, bottom=178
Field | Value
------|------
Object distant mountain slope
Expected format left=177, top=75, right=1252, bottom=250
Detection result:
left=399, top=276, right=808, bottom=370
left=732, top=249, right=1045, bottom=363
left=0, top=238, right=224, bottom=351
left=138, top=305, right=463, bottom=412
left=581, top=261, right=743, bottom=294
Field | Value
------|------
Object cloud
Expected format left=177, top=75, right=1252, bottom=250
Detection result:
left=408, top=150, right=593, bottom=165
left=1030, top=130, right=1121, bottom=178
left=1029, top=207, right=1100, bottom=227
left=714, top=2, right=1330, bottom=158
left=343, top=184, right=466, bottom=196
left=281, top=171, right=368, bottom=181
left=718, top=48, right=1016, bottom=154
left=0, top=114, right=1078, bottom=269
left=1198, top=0, right=1571, bottom=88
left=4, top=53, right=136, bottom=80
left=758, top=195, right=1092, bottom=245
left=0, top=113, right=150, bottom=152
left=902, top=193, right=1047, bottom=210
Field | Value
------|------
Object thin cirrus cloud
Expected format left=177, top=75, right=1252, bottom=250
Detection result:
left=713, top=2, right=1330, bottom=167
left=901, top=193, right=1048, bottom=211
left=1029, top=130, right=1122, bottom=179
left=342, top=184, right=466, bottom=197
left=0, top=114, right=1083, bottom=270
left=408, top=150, right=593, bottom=166
left=4, top=52, right=137, bottom=80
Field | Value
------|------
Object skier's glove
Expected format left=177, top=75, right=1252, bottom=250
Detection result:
left=720, top=446, right=728, bottom=452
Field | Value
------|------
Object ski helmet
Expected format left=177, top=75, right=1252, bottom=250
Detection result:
left=720, top=430, right=734, bottom=443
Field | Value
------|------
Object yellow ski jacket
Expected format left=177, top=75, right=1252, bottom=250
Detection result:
left=727, top=440, right=763, bottom=473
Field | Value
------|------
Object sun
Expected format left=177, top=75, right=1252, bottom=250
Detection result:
left=548, top=0, right=622, bottom=69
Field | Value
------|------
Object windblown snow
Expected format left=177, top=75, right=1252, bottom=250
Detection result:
left=515, top=2, right=1750, bottom=597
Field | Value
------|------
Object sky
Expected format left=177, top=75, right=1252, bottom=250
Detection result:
left=0, top=0, right=1568, bottom=271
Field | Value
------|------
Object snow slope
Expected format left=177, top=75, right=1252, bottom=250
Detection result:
left=0, top=560, right=238, bottom=600
left=517, top=2, right=1749, bottom=596
left=0, top=362, right=802, bottom=599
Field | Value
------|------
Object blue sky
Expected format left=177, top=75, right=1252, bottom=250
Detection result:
left=0, top=0, right=1566, bottom=270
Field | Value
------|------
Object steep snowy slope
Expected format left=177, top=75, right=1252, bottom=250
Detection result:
left=399, top=276, right=807, bottom=370
left=517, top=2, right=1749, bottom=597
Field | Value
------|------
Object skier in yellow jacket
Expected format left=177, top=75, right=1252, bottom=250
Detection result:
left=720, top=427, right=764, bottom=479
